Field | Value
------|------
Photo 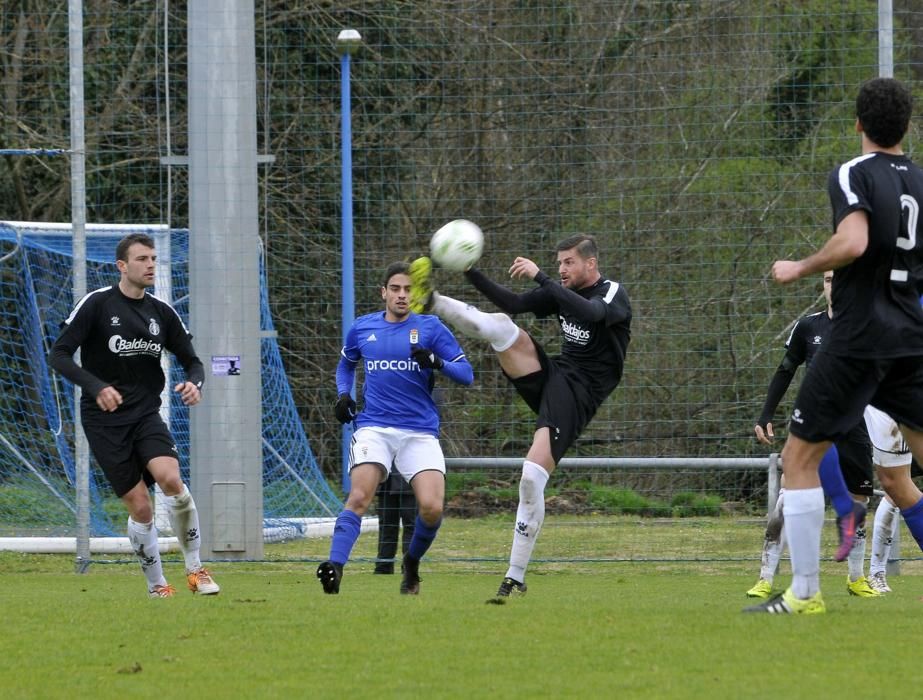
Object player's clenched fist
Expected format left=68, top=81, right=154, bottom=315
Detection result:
left=95, top=385, right=123, bottom=412
left=771, top=260, right=804, bottom=284
left=335, top=393, right=357, bottom=424
left=175, top=381, right=202, bottom=406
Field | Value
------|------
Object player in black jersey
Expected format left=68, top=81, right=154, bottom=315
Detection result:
left=408, top=234, right=631, bottom=599
left=747, top=77, right=923, bottom=615
left=748, top=272, right=876, bottom=600
left=49, top=233, right=219, bottom=598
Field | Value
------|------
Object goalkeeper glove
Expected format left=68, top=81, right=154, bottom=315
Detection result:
left=411, top=347, right=444, bottom=370
left=334, top=393, right=357, bottom=424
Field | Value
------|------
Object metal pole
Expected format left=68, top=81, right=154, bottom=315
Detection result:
left=154, top=227, right=172, bottom=533
left=68, top=0, right=90, bottom=574
left=188, top=1, right=263, bottom=559
left=767, top=453, right=780, bottom=515
left=337, top=29, right=361, bottom=494
left=879, top=0, right=894, bottom=78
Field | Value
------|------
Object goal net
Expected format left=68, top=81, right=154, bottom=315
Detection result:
left=0, top=221, right=341, bottom=544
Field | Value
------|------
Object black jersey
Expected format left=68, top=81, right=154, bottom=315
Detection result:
left=465, top=268, right=631, bottom=403
left=784, top=310, right=829, bottom=369
left=826, top=151, right=923, bottom=357
left=49, top=285, right=205, bottom=425
left=757, top=310, right=829, bottom=426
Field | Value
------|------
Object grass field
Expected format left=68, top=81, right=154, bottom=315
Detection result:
left=3, top=516, right=922, bottom=699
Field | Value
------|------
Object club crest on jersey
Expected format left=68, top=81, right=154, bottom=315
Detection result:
left=410, top=329, right=419, bottom=345
left=149, top=319, right=160, bottom=336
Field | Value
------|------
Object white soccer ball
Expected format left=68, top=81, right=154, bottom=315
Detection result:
left=429, top=219, right=484, bottom=272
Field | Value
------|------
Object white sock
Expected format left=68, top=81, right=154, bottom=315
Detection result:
left=127, top=517, right=167, bottom=590
left=782, top=487, right=824, bottom=599
left=164, top=484, right=203, bottom=572
left=505, top=460, right=550, bottom=583
left=760, top=491, right=785, bottom=582
left=431, top=293, right=520, bottom=352
left=869, top=501, right=900, bottom=577
left=847, top=525, right=867, bottom=582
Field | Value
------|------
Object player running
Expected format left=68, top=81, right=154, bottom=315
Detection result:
left=317, top=262, right=473, bottom=595
left=408, top=233, right=631, bottom=599
left=49, top=233, right=219, bottom=598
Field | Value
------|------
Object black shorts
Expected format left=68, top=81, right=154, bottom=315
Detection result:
left=833, top=421, right=873, bottom=497
left=506, top=336, right=601, bottom=463
left=82, top=413, right=179, bottom=497
left=789, top=352, right=923, bottom=443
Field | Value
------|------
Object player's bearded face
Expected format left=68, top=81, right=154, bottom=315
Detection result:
left=558, top=248, right=593, bottom=289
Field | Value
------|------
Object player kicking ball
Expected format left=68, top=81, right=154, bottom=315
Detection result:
left=409, top=231, right=631, bottom=600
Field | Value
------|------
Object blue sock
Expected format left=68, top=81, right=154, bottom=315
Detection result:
left=900, top=497, right=923, bottom=551
left=407, top=515, right=442, bottom=561
left=329, top=509, right=362, bottom=566
left=818, top=445, right=852, bottom=519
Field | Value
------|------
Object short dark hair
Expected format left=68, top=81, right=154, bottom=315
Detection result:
left=116, top=233, right=156, bottom=262
left=382, top=261, right=410, bottom=287
left=856, top=77, right=912, bottom=148
left=556, top=234, right=598, bottom=260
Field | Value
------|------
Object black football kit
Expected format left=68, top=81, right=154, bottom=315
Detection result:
left=49, top=285, right=204, bottom=495
left=790, top=151, right=923, bottom=441
left=465, top=267, right=631, bottom=462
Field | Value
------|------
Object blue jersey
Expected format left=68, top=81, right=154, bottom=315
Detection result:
left=337, top=311, right=472, bottom=436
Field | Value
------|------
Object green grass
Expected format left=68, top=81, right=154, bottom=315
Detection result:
left=2, top=517, right=922, bottom=698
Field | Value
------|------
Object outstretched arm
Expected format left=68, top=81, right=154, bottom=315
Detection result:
left=532, top=270, right=626, bottom=323
left=772, top=211, right=868, bottom=283
left=507, top=256, right=628, bottom=324
left=463, top=268, right=545, bottom=315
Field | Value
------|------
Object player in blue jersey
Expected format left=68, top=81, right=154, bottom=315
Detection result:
left=748, top=78, right=923, bottom=614
left=408, top=234, right=631, bottom=599
left=317, top=261, right=473, bottom=595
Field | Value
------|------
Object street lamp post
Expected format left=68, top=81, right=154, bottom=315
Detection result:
left=337, top=29, right=361, bottom=493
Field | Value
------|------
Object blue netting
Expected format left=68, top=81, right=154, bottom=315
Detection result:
left=0, top=222, right=339, bottom=537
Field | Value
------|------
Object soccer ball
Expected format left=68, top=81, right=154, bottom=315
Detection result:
left=429, top=219, right=484, bottom=272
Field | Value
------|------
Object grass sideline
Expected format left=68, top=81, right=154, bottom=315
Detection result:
left=2, top=517, right=922, bottom=698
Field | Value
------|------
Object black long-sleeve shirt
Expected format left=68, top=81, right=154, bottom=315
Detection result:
left=49, top=285, right=205, bottom=426
left=465, top=267, right=631, bottom=402
left=757, top=310, right=829, bottom=427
